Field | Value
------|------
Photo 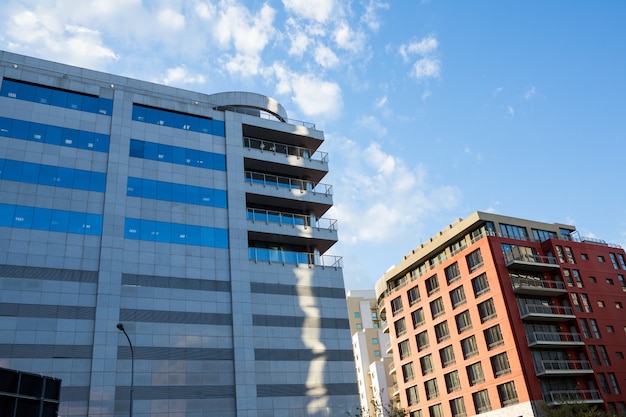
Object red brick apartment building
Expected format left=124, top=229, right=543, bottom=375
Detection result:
left=375, top=212, right=626, bottom=417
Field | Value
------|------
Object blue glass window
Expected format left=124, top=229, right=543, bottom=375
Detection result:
left=126, top=177, right=227, bottom=208
left=0, top=158, right=106, bottom=192
left=128, top=139, right=226, bottom=172
left=131, top=104, right=225, bottom=136
left=124, top=217, right=228, bottom=248
left=1, top=79, right=113, bottom=115
left=0, top=117, right=110, bottom=152
left=0, top=203, right=102, bottom=235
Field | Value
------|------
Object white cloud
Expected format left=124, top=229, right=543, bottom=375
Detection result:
left=399, top=34, right=441, bottom=81
left=282, top=0, right=336, bottom=23
left=412, top=57, right=441, bottom=79
left=214, top=3, right=276, bottom=56
left=333, top=21, right=366, bottom=52
left=524, top=85, right=537, bottom=99
left=375, top=95, right=388, bottom=108
left=157, top=7, right=186, bottom=30
left=357, top=115, right=387, bottom=137
left=507, top=105, right=515, bottom=116
left=399, top=35, right=438, bottom=60
left=361, top=0, right=390, bottom=31
left=314, top=45, right=339, bottom=68
left=162, top=65, right=206, bottom=85
left=492, top=87, right=504, bottom=96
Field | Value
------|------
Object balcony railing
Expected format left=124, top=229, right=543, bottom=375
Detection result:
left=518, top=304, right=575, bottom=320
left=245, top=171, right=333, bottom=196
left=248, top=247, right=342, bottom=268
left=244, top=137, right=328, bottom=163
left=511, top=276, right=567, bottom=295
left=545, top=389, right=602, bottom=405
left=247, top=208, right=337, bottom=231
left=526, top=331, right=584, bottom=346
left=535, top=359, right=592, bottom=376
left=505, top=250, right=559, bottom=270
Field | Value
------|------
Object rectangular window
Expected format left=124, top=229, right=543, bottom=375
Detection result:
left=618, top=254, right=626, bottom=269
left=565, top=247, right=576, bottom=264
left=412, top=308, right=425, bottom=328
left=466, top=249, right=484, bottom=272
left=410, top=411, right=422, bottom=417
left=425, top=378, right=439, bottom=400
left=608, top=373, right=621, bottom=394
left=428, top=404, right=444, bottom=417
left=610, top=253, right=620, bottom=269
left=500, top=223, right=529, bottom=240
left=590, top=319, right=601, bottom=338
left=490, top=352, right=511, bottom=377
left=444, top=370, right=462, bottom=394
left=430, top=297, right=445, bottom=319
left=445, top=262, right=461, bottom=285
left=484, top=324, right=504, bottom=350
left=598, top=373, right=611, bottom=395
left=439, top=345, right=456, bottom=368
left=420, top=354, right=434, bottom=376
left=416, top=331, right=430, bottom=352
left=617, top=302, right=623, bottom=309
left=532, top=228, right=557, bottom=242
left=572, top=269, right=583, bottom=287
left=556, top=246, right=566, bottom=263
left=467, top=362, right=485, bottom=386
left=471, top=273, right=490, bottom=297
left=455, top=310, right=472, bottom=334
left=570, top=293, right=582, bottom=312
left=579, top=318, right=591, bottom=338
left=406, top=385, right=419, bottom=406
left=497, top=381, right=519, bottom=407
left=580, top=294, right=593, bottom=313
left=598, top=255, right=605, bottom=263
left=408, top=285, right=421, bottom=306
left=589, top=345, right=601, bottom=365
left=402, top=362, right=415, bottom=383
left=450, top=286, right=466, bottom=309
left=599, top=345, right=611, bottom=366
left=472, top=389, right=492, bottom=413
left=449, top=397, right=467, bottom=417
left=619, top=275, right=626, bottom=292
left=425, top=274, right=440, bottom=296
left=435, top=321, right=450, bottom=343
left=478, top=298, right=497, bottom=323
left=395, top=318, right=407, bottom=337
left=461, top=335, right=479, bottom=359
left=391, top=296, right=403, bottom=315
left=353, top=312, right=360, bottom=318
left=399, top=339, right=411, bottom=360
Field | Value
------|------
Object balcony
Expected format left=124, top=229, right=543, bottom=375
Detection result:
left=505, top=250, right=560, bottom=271
left=511, top=276, right=567, bottom=296
left=248, top=247, right=342, bottom=268
left=385, top=341, right=393, bottom=354
left=544, top=390, right=603, bottom=406
left=535, top=359, right=593, bottom=376
left=526, top=331, right=585, bottom=347
left=518, top=304, right=576, bottom=321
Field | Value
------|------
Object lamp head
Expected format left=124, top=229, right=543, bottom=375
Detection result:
left=117, top=323, right=125, bottom=331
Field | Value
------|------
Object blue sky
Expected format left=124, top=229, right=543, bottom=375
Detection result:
left=2, top=1, right=625, bottom=290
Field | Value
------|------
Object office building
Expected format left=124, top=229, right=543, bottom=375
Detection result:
left=375, top=211, right=626, bottom=417
left=346, top=290, right=395, bottom=416
left=0, top=51, right=357, bottom=417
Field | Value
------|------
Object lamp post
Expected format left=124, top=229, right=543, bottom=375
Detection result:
left=116, top=323, right=134, bottom=417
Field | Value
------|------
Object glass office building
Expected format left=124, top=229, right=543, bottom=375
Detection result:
left=0, top=51, right=357, bottom=417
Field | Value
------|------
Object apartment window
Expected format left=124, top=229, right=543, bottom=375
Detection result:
left=408, top=285, right=421, bottom=306
left=444, top=370, right=462, bottom=394
left=619, top=275, right=626, bottom=291
left=455, top=310, right=472, bottom=334
left=607, top=326, right=615, bottom=334
left=617, top=301, right=623, bottom=309
left=372, top=311, right=378, bottom=319
left=532, top=228, right=557, bottom=242
left=572, top=269, right=583, bottom=287
left=461, top=335, right=479, bottom=359
left=435, top=321, right=450, bottom=343
left=598, top=255, right=605, bottom=262
left=555, top=246, right=566, bottom=263
left=618, top=403, right=626, bottom=417
left=410, top=411, right=423, bottom=417
left=395, top=318, right=407, bottom=337
left=450, top=286, right=466, bottom=309
left=581, top=253, right=588, bottom=260
left=590, top=319, right=601, bottom=338
left=466, top=362, right=485, bottom=386
left=580, top=293, right=592, bottom=312
left=449, top=397, right=467, bottom=417
left=565, top=247, right=576, bottom=264
left=440, top=345, right=456, bottom=368
left=610, top=253, right=620, bottom=269
left=599, top=345, right=611, bottom=366
left=563, top=269, right=574, bottom=287
left=579, top=318, right=591, bottom=338
left=589, top=276, right=597, bottom=283
left=412, top=308, right=425, bottom=328
left=428, top=404, right=444, bottom=417
left=490, top=352, right=511, bottom=377
left=399, top=339, right=411, bottom=360
left=598, top=300, right=605, bottom=308
left=402, top=362, right=416, bottom=383
left=478, top=298, right=497, bottom=323
left=425, top=275, right=440, bottom=296
left=484, top=324, right=504, bottom=350
left=500, top=223, right=528, bottom=240
left=391, top=296, right=403, bottom=316
left=353, top=312, right=360, bottom=318
left=430, top=297, right=445, bottom=319
left=420, top=354, right=434, bottom=376
left=570, top=293, right=582, bottom=312
left=406, top=385, right=419, bottom=406
left=599, top=373, right=611, bottom=395
left=589, top=346, right=601, bottom=365
left=416, top=331, right=430, bottom=352
left=425, top=378, right=439, bottom=400
left=472, top=389, right=492, bottom=413
left=445, top=262, right=461, bottom=285
left=616, top=352, right=624, bottom=360
left=608, top=373, right=621, bottom=394
left=618, top=254, right=626, bottom=269
left=471, top=273, right=490, bottom=297
left=466, top=249, right=484, bottom=272
left=497, top=381, right=519, bottom=407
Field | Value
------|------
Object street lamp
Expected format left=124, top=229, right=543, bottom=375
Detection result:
left=117, top=323, right=134, bottom=417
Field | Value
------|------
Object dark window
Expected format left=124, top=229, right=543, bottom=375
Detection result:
left=490, top=352, right=511, bottom=377
left=478, top=298, right=497, bottom=323
left=484, top=325, right=504, bottom=349
left=466, top=249, right=483, bottom=272
left=416, top=331, right=430, bottom=352
left=467, top=362, right=485, bottom=386
left=399, top=339, right=411, bottom=360
left=395, top=318, right=407, bottom=337
left=497, top=381, right=519, bottom=407
left=430, top=297, right=445, bottom=319
left=439, top=345, right=456, bottom=368
left=402, top=362, right=415, bottom=383
left=449, top=397, right=467, bottom=417
left=425, top=275, right=440, bottom=296
left=444, top=370, right=461, bottom=393
left=391, top=296, right=403, bottom=315
left=408, top=285, right=420, bottom=306
left=472, top=389, right=492, bottom=413
left=425, top=378, right=439, bottom=400
left=500, top=223, right=528, bottom=240
left=455, top=310, right=472, bottom=334
left=435, top=321, right=450, bottom=343
left=461, top=335, right=479, bottom=359
left=420, top=354, right=434, bottom=376
left=471, top=273, right=489, bottom=297
left=406, top=385, right=419, bottom=406
left=411, top=308, right=425, bottom=328
left=450, top=286, right=466, bottom=309
left=445, top=262, right=461, bottom=285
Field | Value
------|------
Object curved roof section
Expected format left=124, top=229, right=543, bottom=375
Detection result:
left=206, top=91, right=288, bottom=122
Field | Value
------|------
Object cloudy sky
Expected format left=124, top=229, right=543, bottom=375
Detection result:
left=2, top=1, right=625, bottom=290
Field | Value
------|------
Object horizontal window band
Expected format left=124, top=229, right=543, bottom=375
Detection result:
left=122, top=273, right=230, bottom=292
left=256, top=383, right=358, bottom=398
left=252, top=315, right=349, bottom=330
left=0, top=264, right=98, bottom=283
left=119, top=309, right=231, bottom=325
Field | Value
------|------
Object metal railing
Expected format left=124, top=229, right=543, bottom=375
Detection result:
left=511, top=276, right=566, bottom=291
left=535, top=359, right=592, bottom=374
left=519, top=304, right=574, bottom=317
left=526, top=331, right=582, bottom=345
left=246, top=208, right=337, bottom=231
left=505, top=250, right=558, bottom=266
left=245, top=171, right=333, bottom=195
left=545, top=389, right=602, bottom=404
left=217, top=105, right=316, bottom=129
left=243, top=137, right=328, bottom=163
left=248, top=248, right=342, bottom=268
